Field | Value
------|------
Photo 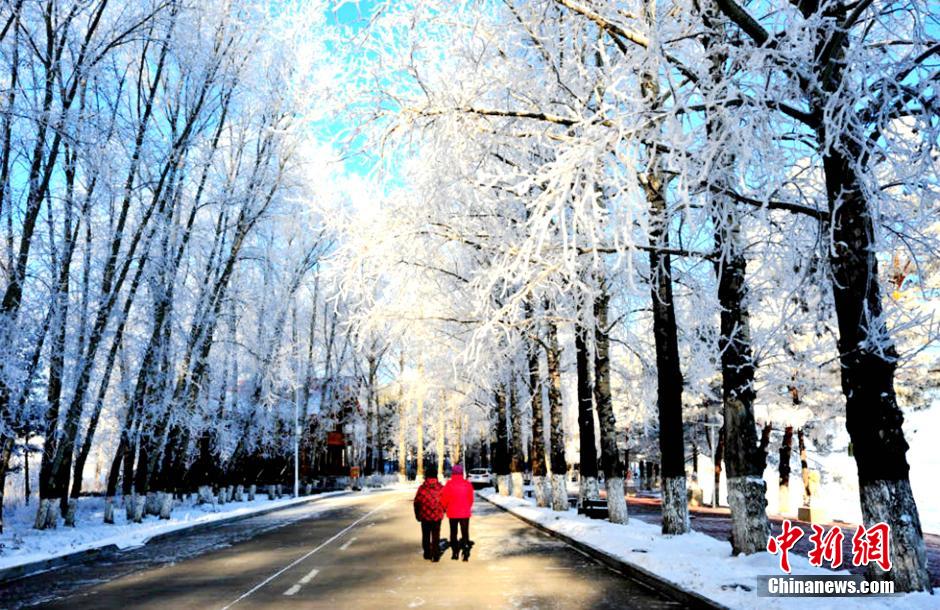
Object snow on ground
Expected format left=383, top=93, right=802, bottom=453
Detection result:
left=482, top=490, right=939, bottom=610
left=694, top=396, right=940, bottom=534
left=902, top=404, right=940, bottom=535
left=0, top=485, right=397, bottom=573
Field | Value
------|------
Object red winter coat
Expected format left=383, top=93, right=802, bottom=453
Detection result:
left=413, top=478, right=444, bottom=522
left=441, top=474, right=474, bottom=519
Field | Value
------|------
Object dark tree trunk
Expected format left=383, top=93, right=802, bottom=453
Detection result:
left=39, top=167, right=79, bottom=525
left=494, top=387, right=511, bottom=496
left=365, top=355, right=377, bottom=475
left=509, top=379, right=525, bottom=498
left=0, top=436, right=13, bottom=534
left=23, top=429, right=30, bottom=504
left=71, top=230, right=151, bottom=503
left=805, top=2, right=928, bottom=586
left=525, top=303, right=549, bottom=507
left=759, top=423, right=772, bottom=463
left=713, top=201, right=770, bottom=553
left=645, top=181, right=690, bottom=534
left=592, top=285, right=627, bottom=523
left=821, top=140, right=929, bottom=589
left=397, top=353, right=407, bottom=480
left=103, top=435, right=125, bottom=524
left=713, top=426, right=725, bottom=508
left=779, top=426, right=793, bottom=514
left=545, top=319, right=568, bottom=511
left=575, top=319, right=599, bottom=502
left=693, top=1, right=768, bottom=553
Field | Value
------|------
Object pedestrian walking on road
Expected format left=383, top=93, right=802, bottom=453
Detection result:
left=441, top=464, right=475, bottom=561
left=413, top=464, right=445, bottom=562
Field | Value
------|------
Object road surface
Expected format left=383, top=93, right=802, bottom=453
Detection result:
left=2, top=490, right=681, bottom=609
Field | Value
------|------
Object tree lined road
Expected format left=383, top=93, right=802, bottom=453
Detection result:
left=3, top=490, right=681, bottom=609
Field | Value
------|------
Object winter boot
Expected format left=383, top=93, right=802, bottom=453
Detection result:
left=461, top=540, right=474, bottom=562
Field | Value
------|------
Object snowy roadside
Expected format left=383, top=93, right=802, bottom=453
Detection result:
left=481, top=490, right=939, bottom=609
left=0, top=480, right=403, bottom=578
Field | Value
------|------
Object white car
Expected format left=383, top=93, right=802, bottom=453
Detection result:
left=467, top=468, right=493, bottom=488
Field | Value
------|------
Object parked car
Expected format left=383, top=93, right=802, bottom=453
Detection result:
left=467, top=468, right=493, bottom=488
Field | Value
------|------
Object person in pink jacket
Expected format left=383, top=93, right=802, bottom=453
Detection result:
left=441, top=464, right=475, bottom=561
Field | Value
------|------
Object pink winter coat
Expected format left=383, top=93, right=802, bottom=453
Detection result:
left=441, top=474, right=474, bottom=519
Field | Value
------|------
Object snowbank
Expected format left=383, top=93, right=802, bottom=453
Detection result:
left=481, top=490, right=939, bottom=609
left=0, top=490, right=350, bottom=575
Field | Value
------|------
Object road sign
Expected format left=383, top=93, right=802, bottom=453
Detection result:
left=350, top=466, right=361, bottom=478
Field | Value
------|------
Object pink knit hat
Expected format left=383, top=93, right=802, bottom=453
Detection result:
left=452, top=464, right=464, bottom=475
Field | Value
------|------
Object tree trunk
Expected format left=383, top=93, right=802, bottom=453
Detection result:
left=545, top=319, right=568, bottom=511
left=452, top=405, right=462, bottom=467
left=0, top=436, right=13, bottom=533
left=759, top=423, right=772, bottom=461
left=693, top=2, right=769, bottom=553
left=645, top=180, right=689, bottom=534
left=823, top=141, right=929, bottom=589
left=779, top=426, right=793, bottom=514
left=397, top=352, right=407, bottom=482
left=713, top=426, right=725, bottom=508
left=592, top=286, right=627, bottom=524
left=365, top=355, right=376, bottom=475
left=416, top=390, right=425, bottom=480
left=509, top=380, right=525, bottom=498
left=798, top=429, right=811, bottom=506
left=575, top=321, right=599, bottom=503
left=526, top=304, right=549, bottom=507
left=23, top=430, right=30, bottom=505
left=714, top=203, right=770, bottom=554
left=398, top=401, right=407, bottom=481
left=494, top=387, right=511, bottom=496
left=72, top=250, right=147, bottom=502
left=804, top=0, right=927, bottom=590
left=37, top=186, right=78, bottom=525
left=436, top=392, right=445, bottom=474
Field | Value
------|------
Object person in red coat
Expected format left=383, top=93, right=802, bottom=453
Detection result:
left=413, top=464, right=444, bottom=561
left=441, top=464, right=475, bottom=561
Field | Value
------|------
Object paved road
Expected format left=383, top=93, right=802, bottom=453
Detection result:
left=3, top=490, right=681, bottom=609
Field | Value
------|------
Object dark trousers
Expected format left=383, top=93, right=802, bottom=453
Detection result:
left=421, top=520, right=441, bottom=558
left=449, top=517, right=470, bottom=550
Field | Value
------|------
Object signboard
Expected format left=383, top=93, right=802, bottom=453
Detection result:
left=327, top=431, right=345, bottom=447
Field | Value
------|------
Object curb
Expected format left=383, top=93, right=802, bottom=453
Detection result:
left=480, top=493, right=728, bottom=610
left=0, top=543, right=121, bottom=584
left=0, top=490, right=354, bottom=584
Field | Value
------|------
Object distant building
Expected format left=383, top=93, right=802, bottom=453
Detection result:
left=300, top=376, right=363, bottom=477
